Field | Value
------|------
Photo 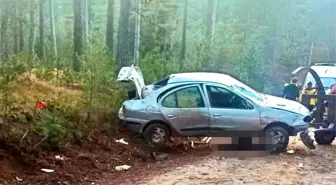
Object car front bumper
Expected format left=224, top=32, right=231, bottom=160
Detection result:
left=119, top=119, right=142, bottom=133
left=118, top=109, right=144, bottom=134
left=291, top=123, right=316, bottom=150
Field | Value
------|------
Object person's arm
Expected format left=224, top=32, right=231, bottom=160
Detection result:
left=282, top=86, right=287, bottom=98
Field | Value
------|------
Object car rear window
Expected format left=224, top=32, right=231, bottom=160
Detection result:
left=153, top=76, right=170, bottom=89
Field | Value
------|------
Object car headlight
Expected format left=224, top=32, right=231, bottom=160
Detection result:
left=303, top=115, right=312, bottom=123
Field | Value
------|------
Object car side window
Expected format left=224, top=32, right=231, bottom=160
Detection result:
left=206, top=85, right=253, bottom=109
left=162, top=86, right=205, bottom=108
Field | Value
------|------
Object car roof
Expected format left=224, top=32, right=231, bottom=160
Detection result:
left=167, top=72, right=237, bottom=85
left=311, top=66, right=336, bottom=78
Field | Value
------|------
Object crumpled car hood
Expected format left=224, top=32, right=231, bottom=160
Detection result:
left=262, top=94, right=310, bottom=116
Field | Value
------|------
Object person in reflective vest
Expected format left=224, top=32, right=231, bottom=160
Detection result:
left=299, top=81, right=317, bottom=111
left=282, top=77, right=300, bottom=101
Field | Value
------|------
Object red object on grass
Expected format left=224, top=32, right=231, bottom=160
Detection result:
left=36, top=102, right=48, bottom=109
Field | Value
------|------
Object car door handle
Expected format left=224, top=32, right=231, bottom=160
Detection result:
left=213, top=114, right=221, bottom=117
left=167, top=114, right=176, bottom=119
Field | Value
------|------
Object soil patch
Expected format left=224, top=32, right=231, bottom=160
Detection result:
left=0, top=129, right=210, bottom=185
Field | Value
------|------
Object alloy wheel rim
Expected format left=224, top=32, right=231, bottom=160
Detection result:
left=151, top=127, right=166, bottom=144
left=268, top=130, right=285, bottom=147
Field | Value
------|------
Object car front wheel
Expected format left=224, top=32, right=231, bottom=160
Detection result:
left=264, top=126, right=290, bottom=154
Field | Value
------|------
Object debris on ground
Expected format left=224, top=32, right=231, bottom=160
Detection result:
left=298, top=163, right=303, bottom=168
left=287, top=150, right=295, bottom=154
left=16, top=176, right=23, bottom=182
left=115, top=165, right=131, bottom=171
left=151, top=152, right=169, bottom=161
left=202, top=137, right=212, bottom=143
left=55, top=155, right=65, bottom=160
left=115, top=138, right=129, bottom=145
left=186, top=137, right=212, bottom=149
left=41, top=169, right=55, bottom=173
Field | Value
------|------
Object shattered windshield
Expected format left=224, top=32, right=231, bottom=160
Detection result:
left=232, top=83, right=263, bottom=103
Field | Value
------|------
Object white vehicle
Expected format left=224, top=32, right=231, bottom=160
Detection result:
left=304, top=63, right=336, bottom=93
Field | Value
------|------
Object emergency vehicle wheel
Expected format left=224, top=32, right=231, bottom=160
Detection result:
left=314, top=131, right=335, bottom=145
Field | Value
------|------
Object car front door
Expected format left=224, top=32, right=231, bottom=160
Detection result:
left=158, top=84, right=210, bottom=137
left=203, top=84, right=261, bottom=136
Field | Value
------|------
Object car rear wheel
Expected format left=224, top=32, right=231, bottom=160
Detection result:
left=314, top=130, right=335, bottom=145
left=143, top=123, right=170, bottom=146
left=264, top=126, right=290, bottom=154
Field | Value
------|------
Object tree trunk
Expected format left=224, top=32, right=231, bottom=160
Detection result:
left=84, top=0, right=89, bottom=47
left=13, top=3, right=19, bottom=55
left=19, top=9, right=24, bottom=52
left=180, top=0, right=188, bottom=67
left=1, top=5, right=9, bottom=61
left=205, top=0, right=217, bottom=48
left=106, top=0, right=114, bottom=54
left=133, top=0, right=141, bottom=65
left=116, top=0, right=132, bottom=71
left=38, top=0, right=45, bottom=59
left=87, top=0, right=93, bottom=39
left=29, top=0, right=36, bottom=65
left=49, top=0, right=58, bottom=59
left=128, top=0, right=136, bottom=64
left=73, top=0, right=84, bottom=72
left=153, top=0, right=159, bottom=46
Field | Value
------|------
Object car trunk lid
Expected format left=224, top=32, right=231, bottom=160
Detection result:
left=117, top=65, right=146, bottom=99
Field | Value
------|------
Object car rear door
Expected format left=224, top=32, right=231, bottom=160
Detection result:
left=117, top=65, right=145, bottom=98
left=158, top=84, right=210, bottom=137
left=202, top=83, right=261, bottom=136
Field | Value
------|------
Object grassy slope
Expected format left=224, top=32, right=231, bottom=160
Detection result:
left=0, top=71, right=205, bottom=185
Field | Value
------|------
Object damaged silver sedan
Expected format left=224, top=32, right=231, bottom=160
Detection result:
left=117, top=65, right=314, bottom=153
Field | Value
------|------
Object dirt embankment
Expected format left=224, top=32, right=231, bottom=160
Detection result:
left=0, top=127, right=210, bottom=185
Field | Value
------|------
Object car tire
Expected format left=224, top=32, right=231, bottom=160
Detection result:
left=264, top=126, right=290, bottom=154
left=314, top=131, right=335, bottom=145
left=143, top=123, right=170, bottom=146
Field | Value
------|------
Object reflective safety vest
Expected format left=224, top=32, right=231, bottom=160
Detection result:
left=299, top=88, right=317, bottom=105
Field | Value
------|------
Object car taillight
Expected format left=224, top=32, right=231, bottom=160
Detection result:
left=122, top=105, right=127, bottom=114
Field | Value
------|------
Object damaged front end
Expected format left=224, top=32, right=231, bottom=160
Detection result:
left=261, top=105, right=317, bottom=150
left=299, top=131, right=316, bottom=150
